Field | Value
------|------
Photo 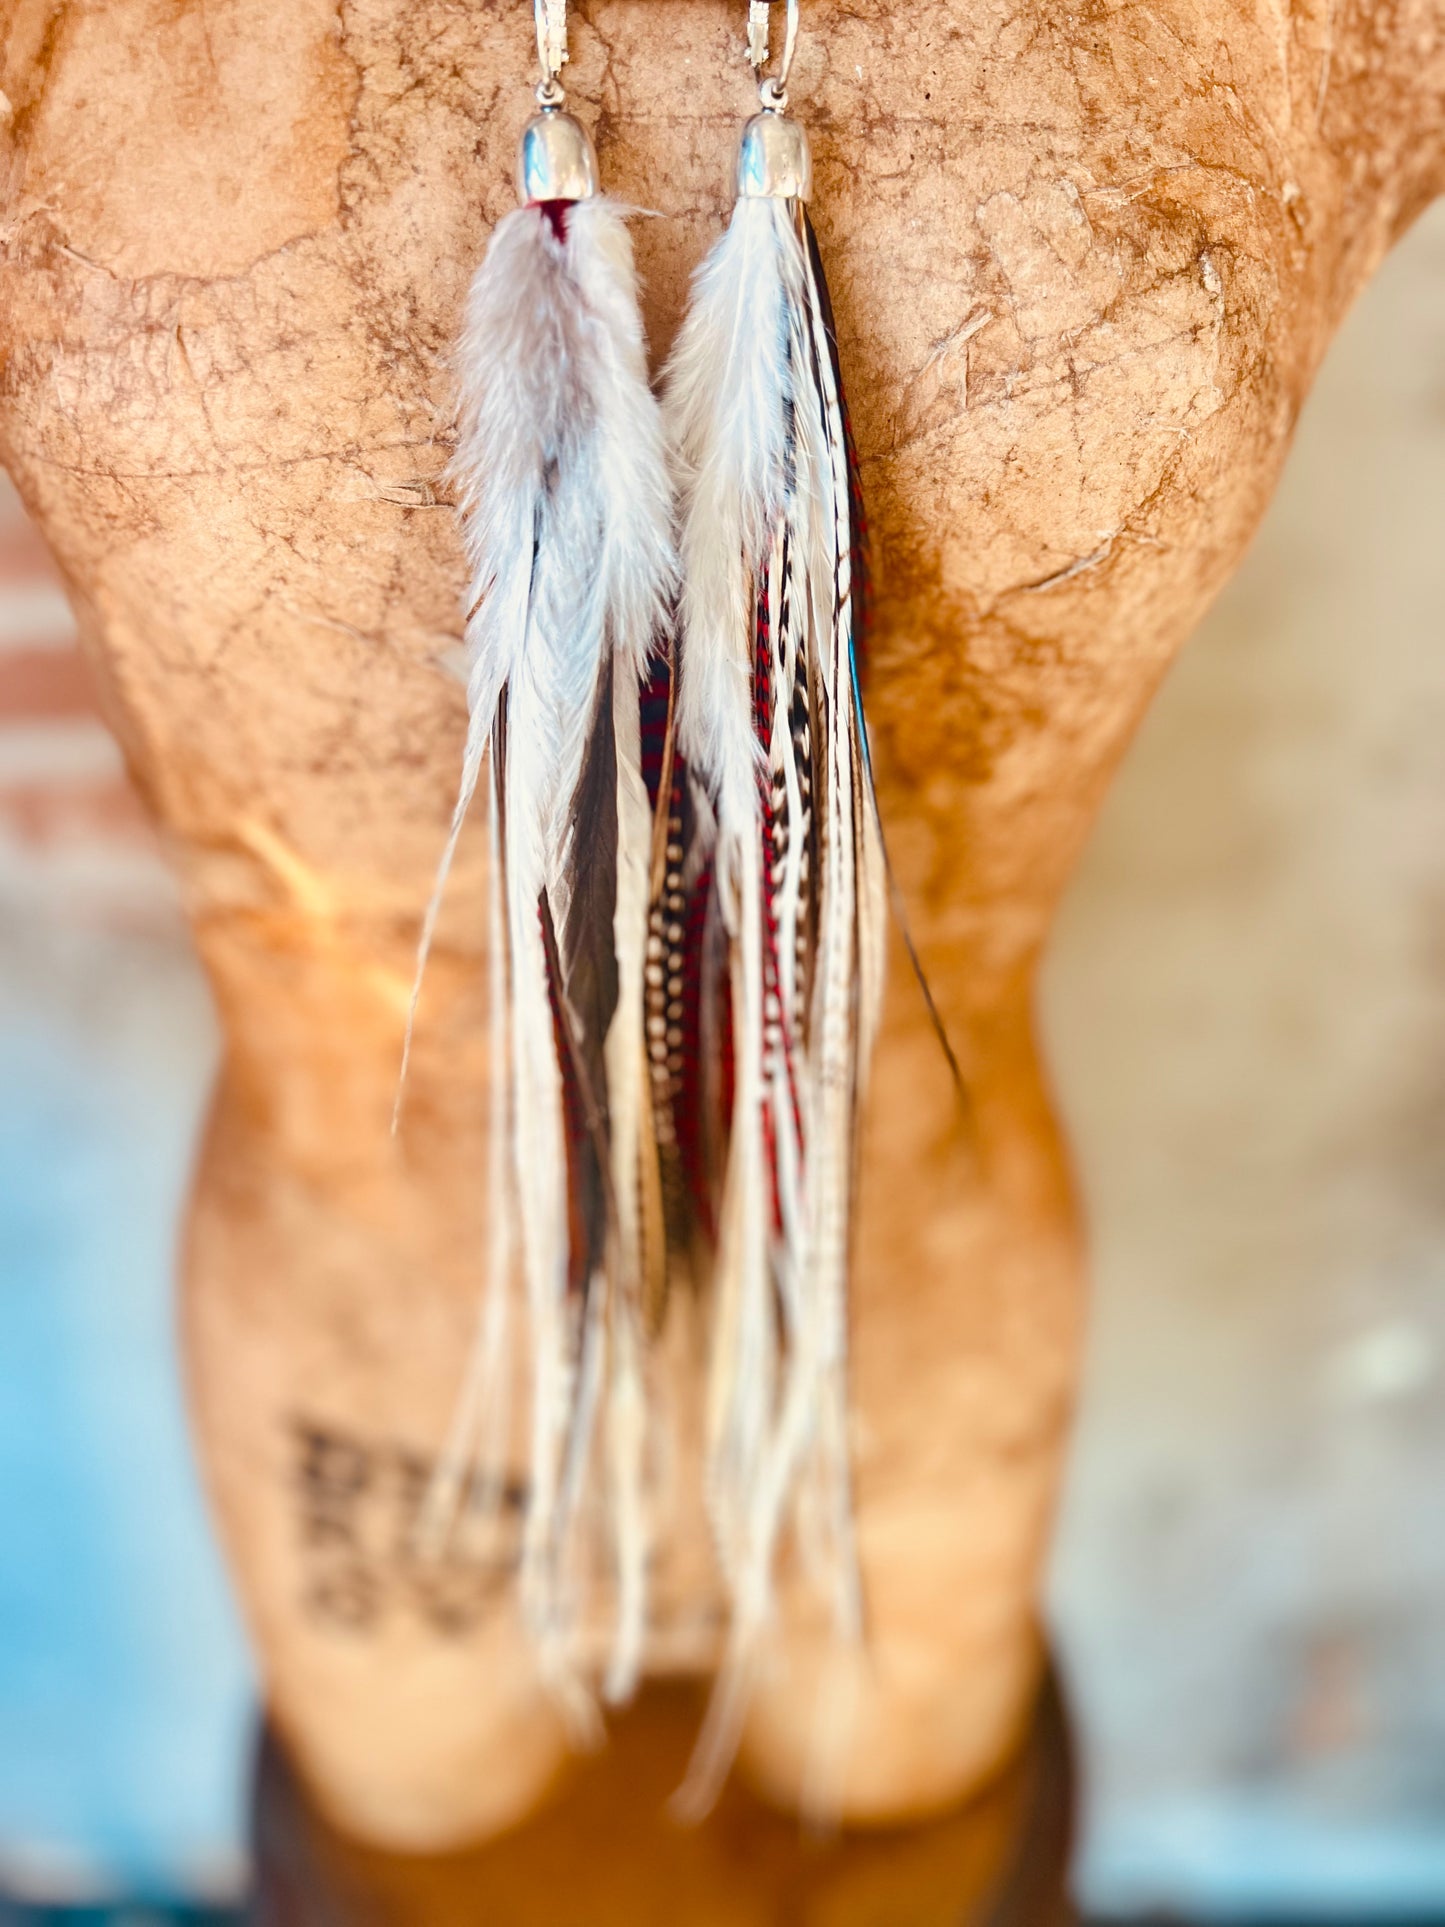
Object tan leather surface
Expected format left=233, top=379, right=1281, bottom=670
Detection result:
left=1, top=0, right=1441, bottom=1848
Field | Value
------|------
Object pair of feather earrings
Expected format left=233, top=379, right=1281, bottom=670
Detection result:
left=409, top=0, right=885, bottom=1732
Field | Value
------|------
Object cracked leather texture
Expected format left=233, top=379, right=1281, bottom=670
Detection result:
left=1, top=0, right=1443, bottom=1851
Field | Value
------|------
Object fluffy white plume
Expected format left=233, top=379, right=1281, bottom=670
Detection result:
left=453, top=196, right=674, bottom=823
left=664, top=197, right=807, bottom=831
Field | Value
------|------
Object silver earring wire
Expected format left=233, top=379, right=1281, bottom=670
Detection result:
left=534, top=0, right=568, bottom=107
left=746, top=0, right=800, bottom=110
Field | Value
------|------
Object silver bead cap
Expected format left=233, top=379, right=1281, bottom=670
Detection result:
left=736, top=111, right=812, bottom=202
left=516, top=109, right=599, bottom=206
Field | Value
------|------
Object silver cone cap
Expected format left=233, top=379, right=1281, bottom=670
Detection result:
left=736, top=112, right=812, bottom=201
left=516, top=110, right=599, bottom=206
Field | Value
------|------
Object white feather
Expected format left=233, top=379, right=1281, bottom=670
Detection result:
left=602, top=660, right=656, bottom=1699
left=453, top=197, right=673, bottom=837
left=665, top=198, right=806, bottom=828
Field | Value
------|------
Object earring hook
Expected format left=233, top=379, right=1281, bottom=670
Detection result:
left=746, top=0, right=799, bottom=110
left=534, top=0, right=568, bottom=106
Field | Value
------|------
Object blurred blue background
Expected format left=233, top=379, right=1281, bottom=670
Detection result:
left=0, top=555, right=252, bottom=1904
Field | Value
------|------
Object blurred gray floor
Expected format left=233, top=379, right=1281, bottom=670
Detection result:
left=1044, top=200, right=1445, bottom=1914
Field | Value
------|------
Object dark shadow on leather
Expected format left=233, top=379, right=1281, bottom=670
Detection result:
left=247, top=1659, right=1075, bottom=1926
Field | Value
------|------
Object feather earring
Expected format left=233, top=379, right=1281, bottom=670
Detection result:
left=405, top=0, right=675, bottom=1709
left=661, top=0, right=887, bottom=1786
